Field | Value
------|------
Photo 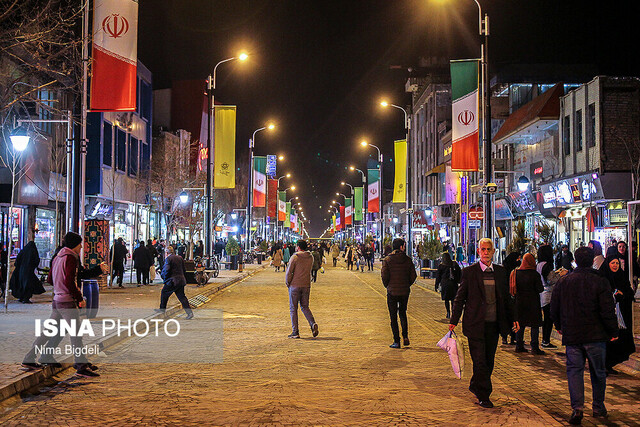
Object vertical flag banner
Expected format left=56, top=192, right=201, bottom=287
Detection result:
left=267, top=179, right=278, bottom=218
left=354, top=187, right=364, bottom=221
left=284, top=202, right=291, bottom=228
left=345, top=198, right=353, bottom=225
left=336, top=211, right=341, bottom=230
left=368, top=169, right=380, bottom=213
left=278, top=191, right=287, bottom=221
left=339, top=206, right=346, bottom=230
left=253, top=156, right=267, bottom=207
left=332, top=215, right=336, bottom=232
left=213, top=106, right=236, bottom=188
left=392, top=139, right=407, bottom=203
left=450, top=59, right=480, bottom=171
left=290, top=209, right=296, bottom=230
left=90, top=0, right=139, bottom=111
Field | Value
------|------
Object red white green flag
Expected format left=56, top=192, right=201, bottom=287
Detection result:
left=253, top=156, right=267, bottom=207
left=450, top=59, right=480, bottom=171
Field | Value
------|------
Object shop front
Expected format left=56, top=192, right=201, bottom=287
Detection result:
left=1, top=206, right=26, bottom=257
left=34, top=208, right=58, bottom=262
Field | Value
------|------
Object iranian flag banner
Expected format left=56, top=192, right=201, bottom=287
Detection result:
left=253, top=156, right=267, bottom=207
left=90, top=0, right=138, bottom=111
left=335, top=211, right=341, bottom=230
left=339, top=206, right=345, bottom=230
left=278, top=191, right=286, bottom=221
left=450, top=59, right=480, bottom=171
left=345, top=198, right=352, bottom=225
left=367, top=169, right=380, bottom=213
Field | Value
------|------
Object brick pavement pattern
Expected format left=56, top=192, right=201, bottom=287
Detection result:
left=0, top=265, right=638, bottom=426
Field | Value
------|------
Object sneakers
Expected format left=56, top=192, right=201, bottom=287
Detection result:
left=21, top=362, right=43, bottom=370
left=288, top=332, right=300, bottom=339
left=389, top=342, right=401, bottom=349
left=568, top=409, right=583, bottom=425
left=541, top=341, right=557, bottom=349
left=311, top=323, right=319, bottom=337
left=185, top=312, right=194, bottom=320
left=76, top=368, right=100, bottom=378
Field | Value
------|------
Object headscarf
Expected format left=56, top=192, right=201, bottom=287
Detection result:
left=510, top=253, right=536, bottom=296
left=599, top=254, right=627, bottom=292
left=503, top=252, right=521, bottom=275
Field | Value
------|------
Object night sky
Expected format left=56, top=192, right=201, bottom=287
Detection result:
left=138, top=0, right=639, bottom=237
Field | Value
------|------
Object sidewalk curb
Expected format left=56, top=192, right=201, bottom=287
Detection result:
left=0, top=265, right=266, bottom=403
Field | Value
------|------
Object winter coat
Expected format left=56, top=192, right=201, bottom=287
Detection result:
left=450, top=263, right=514, bottom=339
left=513, top=269, right=544, bottom=327
left=272, top=249, right=283, bottom=267
left=9, top=241, right=44, bottom=301
left=286, top=251, right=313, bottom=288
left=550, top=267, right=618, bottom=346
left=161, top=254, right=187, bottom=287
left=283, top=247, right=291, bottom=263
left=555, top=251, right=574, bottom=271
left=49, top=247, right=83, bottom=304
left=381, top=250, right=417, bottom=296
left=110, top=242, right=128, bottom=267
left=330, top=244, right=340, bottom=259
left=312, top=250, right=322, bottom=271
left=133, top=245, right=152, bottom=270
left=435, top=262, right=461, bottom=301
left=146, top=243, right=159, bottom=262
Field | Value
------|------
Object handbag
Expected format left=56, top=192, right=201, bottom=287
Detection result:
left=149, top=265, right=156, bottom=281
left=615, top=301, right=626, bottom=329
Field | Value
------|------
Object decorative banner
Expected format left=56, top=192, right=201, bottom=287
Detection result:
left=393, top=139, right=407, bottom=203
left=339, top=206, right=345, bottom=230
left=284, top=202, right=291, bottom=228
left=345, top=198, right=352, bottom=225
left=253, top=156, right=267, bottom=207
left=267, top=179, right=278, bottom=218
left=90, top=0, right=138, bottom=111
left=278, top=191, right=287, bottom=221
left=367, top=168, right=380, bottom=213
left=336, top=211, right=341, bottom=230
left=450, top=59, right=480, bottom=171
left=266, top=154, right=277, bottom=178
left=332, top=214, right=336, bottom=232
left=290, top=210, right=296, bottom=230
left=354, top=187, right=364, bottom=221
left=213, top=106, right=236, bottom=188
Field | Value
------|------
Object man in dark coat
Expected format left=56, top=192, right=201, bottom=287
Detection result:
left=551, top=247, right=618, bottom=425
left=133, top=241, right=152, bottom=286
left=158, top=246, right=193, bottom=319
left=381, top=238, right=417, bottom=348
left=110, top=238, right=128, bottom=288
left=9, top=241, right=45, bottom=303
left=450, top=238, right=517, bottom=409
left=555, top=245, right=574, bottom=271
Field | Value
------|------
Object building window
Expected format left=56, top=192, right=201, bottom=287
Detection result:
left=563, top=115, right=570, bottom=156
left=588, top=103, right=596, bottom=147
left=103, top=122, right=112, bottom=166
left=141, top=140, right=150, bottom=172
left=575, top=110, right=583, bottom=152
left=128, top=136, right=138, bottom=176
left=116, top=128, right=126, bottom=172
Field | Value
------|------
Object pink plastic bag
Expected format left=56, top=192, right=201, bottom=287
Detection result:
left=437, top=330, right=465, bottom=379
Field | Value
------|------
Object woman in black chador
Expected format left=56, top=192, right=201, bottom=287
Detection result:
left=599, top=255, right=636, bottom=374
left=9, top=241, right=45, bottom=303
left=435, top=252, right=461, bottom=319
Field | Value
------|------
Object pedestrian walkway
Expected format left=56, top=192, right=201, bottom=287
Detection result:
left=0, top=263, right=265, bottom=402
left=0, top=265, right=637, bottom=426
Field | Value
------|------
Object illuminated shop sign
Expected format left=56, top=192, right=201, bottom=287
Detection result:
left=540, top=173, right=604, bottom=208
left=507, top=190, right=539, bottom=214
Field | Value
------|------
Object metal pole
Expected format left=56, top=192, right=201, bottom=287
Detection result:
left=80, top=0, right=89, bottom=257
left=380, top=153, right=384, bottom=252
left=482, top=13, right=493, bottom=242
left=405, top=111, right=412, bottom=257
left=247, top=142, right=253, bottom=252
left=205, top=74, right=213, bottom=258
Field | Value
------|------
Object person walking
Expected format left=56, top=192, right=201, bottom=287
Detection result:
left=588, top=240, right=605, bottom=270
left=381, top=238, right=417, bottom=349
left=365, top=243, right=375, bottom=271
left=110, top=238, right=128, bottom=288
left=537, top=245, right=557, bottom=349
left=599, top=255, right=636, bottom=374
left=345, top=245, right=355, bottom=270
left=272, top=246, right=283, bottom=272
left=193, top=240, right=204, bottom=259
left=311, top=245, right=322, bottom=282
left=9, top=241, right=45, bottom=303
left=555, top=245, right=574, bottom=271
left=551, top=247, right=619, bottom=425
left=22, top=232, right=100, bottom=377
left=435, top=252, right=461, bottom=319
left=133, top=240, right=152, bottom=286
left=456, top=243, right=465, bottom=266
left=449, top=238, right=517, bottom=409
left=510, top=253, right=545, bottom=354
left=501, top=252, right=520, bottom=345
left=330, top=242, right=340, bottom=267
left=285, top=240, right=318, bottom=338
left=158, top=246, right=193, bottom=319
left=282, top=243, right=291, bottom=270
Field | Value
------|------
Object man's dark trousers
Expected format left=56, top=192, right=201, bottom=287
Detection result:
left=467, top=321, right=499, bottom=401
left=387, top=294, right=409, bottom=343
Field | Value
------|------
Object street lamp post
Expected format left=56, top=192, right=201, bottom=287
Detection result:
left=206, top=53, right=248, bottom=260
left=247, top=123, right=275, bottom=250
left=362, top=141, right=384, bottom=252
left=381, top=101, right=412, bottom=256
left=5, top=125, right=31, bottom=311
left=350, top=165, right=367, bottom=236
left=275, top=173, right=290, bottom=241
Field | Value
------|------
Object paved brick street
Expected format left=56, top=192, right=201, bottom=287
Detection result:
left=0, top=265, right=638, bottom=426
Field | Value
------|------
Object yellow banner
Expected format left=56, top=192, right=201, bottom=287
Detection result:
left=392, top=139, right=407, bottom=203
left=214, top=106, right=236, bottom=189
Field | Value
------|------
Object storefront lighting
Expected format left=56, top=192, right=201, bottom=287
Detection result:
left=517, top=175, right=530, bottom=191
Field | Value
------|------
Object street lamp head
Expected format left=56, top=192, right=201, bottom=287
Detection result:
left=231, top=213, right=237, bottom=220
left=332, top=200, right=336, bottom=204
left=267, top=123, right=276, bottom=131
left=380, top=100, right=389, bottom=107
left=517, top=175, right=531, bottom=191
left=286, top=173, right=291, bottom=178
left=238, top=52, right=249, bottom=61
left=335, top=192, right=339, bottom=196
left=278, top=155, right=284, bottom=160
left=360, top=140, right=368, bottom=147
left=349, top=166, right=355, bottom=171
left=341, top=181, right=345, bottom=186
left=10, top=125, right=29, bottom=152
left=179, top=191, right=189, bottom=204
left=291, top=185, right=296, bottom=191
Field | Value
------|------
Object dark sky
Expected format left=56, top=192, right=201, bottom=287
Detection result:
left=138, top=0, right=639, bottom=237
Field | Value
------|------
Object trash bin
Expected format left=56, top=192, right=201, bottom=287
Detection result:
left=82, top=279, right=99, bottom=319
